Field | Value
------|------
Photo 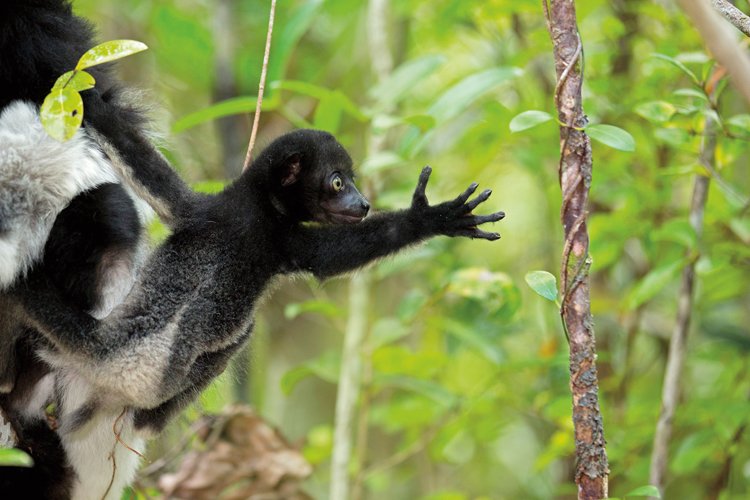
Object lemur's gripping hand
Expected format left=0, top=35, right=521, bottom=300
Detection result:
left=410, top=166, right=505, bottom=240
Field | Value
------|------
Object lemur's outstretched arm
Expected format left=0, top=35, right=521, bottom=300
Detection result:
left=286, top=167, right=504, bottom=279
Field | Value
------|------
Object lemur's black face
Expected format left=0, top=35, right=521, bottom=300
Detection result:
left=274, top=131, right=370, bottom=224
left=316, top=170, right=369, bottom=224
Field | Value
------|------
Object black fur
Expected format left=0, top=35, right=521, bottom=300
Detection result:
left=14, top=129, right=505, bottom=434
left=0, top=335, right=74, bottom=500
left=43, top=183, right=141, bottom=313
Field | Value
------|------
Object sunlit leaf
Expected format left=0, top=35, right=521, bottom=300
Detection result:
left=75, top=40, right=147, bottom=70
left=509, top=110, right=553, bottom=132
left=586, top=124, right=635, bottom=152
left=0, top=448, right=33, bottom=467
left=40, top=86, right=83, bottom=141
left=524, top=270, right=558, bottom=301
left=51, top=70, right=95, bottom=92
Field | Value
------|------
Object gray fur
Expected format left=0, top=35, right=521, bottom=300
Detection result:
left=0, top=101, right=118, bottom=288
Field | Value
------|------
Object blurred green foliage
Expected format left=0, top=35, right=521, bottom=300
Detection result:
left=74, top=0, right=750, bottom=498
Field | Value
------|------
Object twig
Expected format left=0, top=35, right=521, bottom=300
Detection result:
left=242, top=0, right=277, bottom=172
left=678, top=0, right=750, bottom=104
left=649, top=104, right=716, bottom=496
left=711, top=0, right=750, bottom=38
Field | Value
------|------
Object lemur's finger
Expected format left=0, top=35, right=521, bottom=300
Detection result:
left=463, top=188, right=491, bottom=212
left=451, top=182, right=479, bottom=208
left=414, top=166, right=432, bottom=197
left=452, top=228, right=501, bottom=240
left=463, top=211, right=506, bottom=225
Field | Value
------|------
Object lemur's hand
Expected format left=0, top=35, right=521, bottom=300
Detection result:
left=410, top=166, right=505, bottom=241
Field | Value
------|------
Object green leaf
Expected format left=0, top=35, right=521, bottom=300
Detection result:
left=626, top=258, right=688, bottom=309
left=586, top=124, right=635, bottom=152
left=375, top=374, right=457, bottom=408
left=75, top=40, right=148, bottom=70
left=525, top=271, right=558, bottom=302
left=0, top=448, right=33, bottom=467
left=369, top=55, right=446, bottom=108
left=284, top=300, right=343, bottom=320
left=651, top=219, right=697, bottom=249
left=51, top=70, right=95, bottom=92
left=280, top=351, right=341, bottom=394
left=509, top=110, right=553, bottom=132
left=313, top=93, right=344, bottom=134
left=172, top=96, right=259, bottom=133
left=266, top=0, right=324, bottom=88
left=40, top=86, right=84, bottom=142
left=624, top=485, right=661, bottom=498
left=428, top=67, right=521, bottom=124
left=651, top=53, right=700, bottom=86
left=634, top=101, right=676, bottom=123
left=672, top=88, right=708, bottom=101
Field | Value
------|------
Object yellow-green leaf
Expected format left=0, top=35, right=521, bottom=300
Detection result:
left=0, top=448, right=33, bottom=467
left=40, top=87, right=84, bottom=142
left=51, top=70, right=95, bottom=92
left=75, top=40, right=148, bottom=71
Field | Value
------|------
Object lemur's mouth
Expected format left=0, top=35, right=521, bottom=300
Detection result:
left=326, top=211, right=366, bottom=224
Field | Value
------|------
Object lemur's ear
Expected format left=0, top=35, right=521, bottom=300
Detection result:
left=280, top=154, right=302, bottom=187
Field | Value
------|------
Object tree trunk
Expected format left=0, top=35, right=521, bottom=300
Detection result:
left=544, top=1, right=609, bottom=498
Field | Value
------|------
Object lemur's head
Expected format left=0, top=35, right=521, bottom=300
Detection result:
left=262, top=129, right=370, bottom=224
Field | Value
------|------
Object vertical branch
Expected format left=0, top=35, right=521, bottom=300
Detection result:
left=330, top=272, right=370, bottom=500
left=330, top=3, right=393, bottom=499
left=649, top=114, right=715, bottom=494
left=544, top=1, right=609, bottom=498
left=242, top=0, right=277, bottom=172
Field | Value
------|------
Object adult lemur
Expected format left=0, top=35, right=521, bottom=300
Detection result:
left=1, top=1, right=505, bottom=498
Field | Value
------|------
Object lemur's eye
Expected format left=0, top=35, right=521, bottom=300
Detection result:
left=331, top=175, right=343, bottom=192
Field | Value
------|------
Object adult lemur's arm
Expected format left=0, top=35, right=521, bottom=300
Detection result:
left=286, top=167, right=504, bottom=279
left=81, top=89, right=198, bottom=226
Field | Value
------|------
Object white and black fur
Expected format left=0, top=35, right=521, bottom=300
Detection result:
left=1, top=1, right=505, bottom=499
left=0, top=101, right=151, bottom=499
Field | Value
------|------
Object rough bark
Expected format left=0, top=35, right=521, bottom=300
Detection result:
left=544, top=1, right=609, bottom=498
left=711, top=0, right=750, bottom=37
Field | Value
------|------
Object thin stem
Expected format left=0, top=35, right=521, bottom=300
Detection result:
left=242, top=0, right=277, bottom=172
left=649, top=110, right=715, bottom=495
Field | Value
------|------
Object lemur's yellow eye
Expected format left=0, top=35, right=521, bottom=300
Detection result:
left=332, top=176, right=343, bottom=192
